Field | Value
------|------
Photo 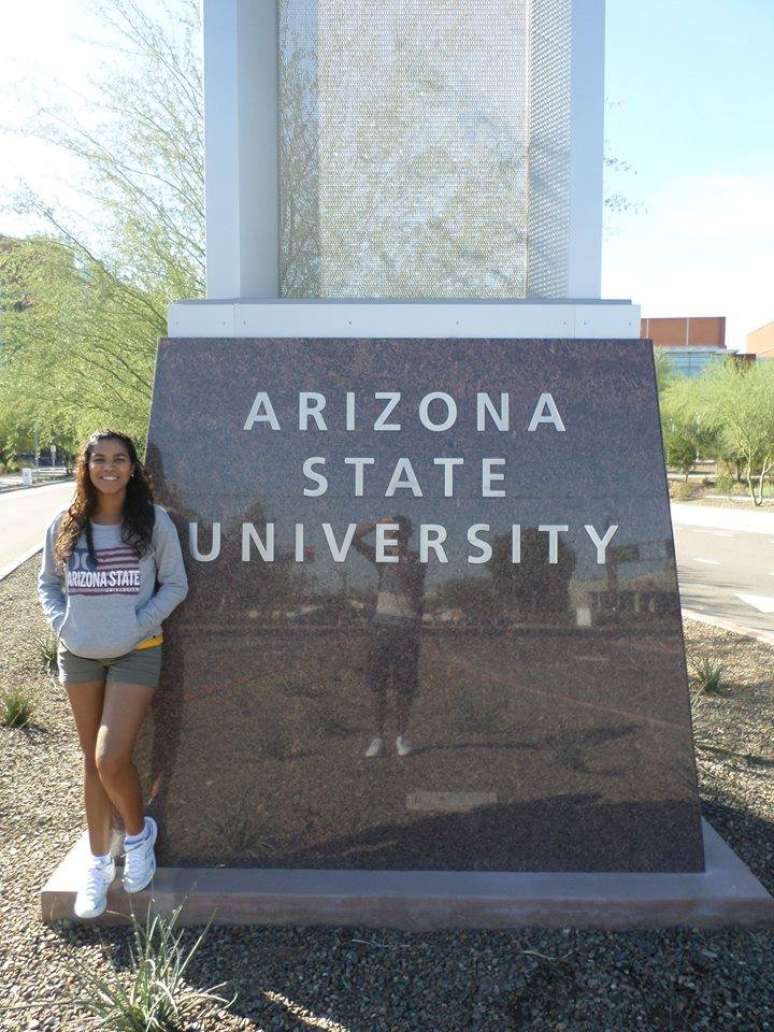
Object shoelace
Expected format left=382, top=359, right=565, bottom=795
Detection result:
left=123, top=837, right=148, bottom=881
left=82, top=862, right=110, bottom=898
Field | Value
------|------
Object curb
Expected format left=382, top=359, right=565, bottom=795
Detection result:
left=682, top=607, right=774, bottom=647
left=0, top=477, right=72, bottom=494
left=0, top=545, right=43, bottom=583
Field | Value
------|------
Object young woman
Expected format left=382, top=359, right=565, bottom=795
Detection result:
left=38, top=429, right=188, bottom=919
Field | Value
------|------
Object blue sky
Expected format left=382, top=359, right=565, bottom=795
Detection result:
left=0, top=0, right=772, bottom=350
left=604, top=0, right=774, bottom=349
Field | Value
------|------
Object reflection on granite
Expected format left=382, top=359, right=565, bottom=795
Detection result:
left=137, top=337, right=704, bottom=873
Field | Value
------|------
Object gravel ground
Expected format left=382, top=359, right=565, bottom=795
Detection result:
left=1, top=559, right=772, bottom=1032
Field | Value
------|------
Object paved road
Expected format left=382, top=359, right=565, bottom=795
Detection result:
left=1, top=490, right=772, bottom=644
left=0, top=481, right=75, bottom=579
left=671, top=503, right=774, bottom=643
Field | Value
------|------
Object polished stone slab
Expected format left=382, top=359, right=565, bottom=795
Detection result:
left=135, top=337, right=704, bottom=873
left=40, top=820, right=774, bottom=929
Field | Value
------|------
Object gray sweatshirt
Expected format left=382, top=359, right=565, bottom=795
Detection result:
left=38, top=504, right=188, bottom=659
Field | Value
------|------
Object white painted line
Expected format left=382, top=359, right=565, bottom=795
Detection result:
left=735, top=592, right=774, bottom=614
left=693, top=558, right=721, bottom=566
left=710, top=531, right=733, bottom=538
left=0, top=545, right=43, bottom=582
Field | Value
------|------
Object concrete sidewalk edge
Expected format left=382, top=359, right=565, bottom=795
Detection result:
left=682, top=607, right=774, bottom=647
left=0, top=476, right=72, bottom=494
left=0, top=545, right=43, bottom=583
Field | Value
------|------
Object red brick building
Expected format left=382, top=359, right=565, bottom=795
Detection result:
left=640, top=316, right=735, bottom=378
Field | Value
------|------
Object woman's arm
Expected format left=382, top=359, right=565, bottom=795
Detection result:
left=37, top=515, right=67, bottom=635
left=135, top=508, right=189, bottom=635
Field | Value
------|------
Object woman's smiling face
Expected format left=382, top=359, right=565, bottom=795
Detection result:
left=88, top=437, right=135, bottom=497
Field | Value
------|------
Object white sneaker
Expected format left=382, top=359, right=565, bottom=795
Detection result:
left=364, top=736, right=384, bottom=757
left=396, top=734, right=412, bottom=756
left=74, top=856, right=116, bottom=919
left=121, top=816, right=157, bottom=894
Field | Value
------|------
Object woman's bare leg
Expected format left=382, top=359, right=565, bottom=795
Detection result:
left=65, top=680, right=112, bottom=856
left=95, top=682, right=156, bottom=836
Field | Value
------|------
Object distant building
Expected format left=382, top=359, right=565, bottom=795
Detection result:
left=640, top=316, right=743, bottom=378
left=746, top=321, right=774, bottom=360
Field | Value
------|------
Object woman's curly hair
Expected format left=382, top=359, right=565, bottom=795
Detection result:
left=54, top=429, right=155, bottom=571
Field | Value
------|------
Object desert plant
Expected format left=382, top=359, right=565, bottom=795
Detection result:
left=714, top=473, right=735, bottom=495
left=692, top=361, right=774, bottom=506
left=71, top=902, right=235, bottom=1031
left=0, top=688, right=35, bottom=729
left=665, top=432, right=698, bottom=482
left=36, top=632, right=58, bottom=675
left=669, top=481, right=696, bottom=502
left=690, top=656, right=724, bottom=695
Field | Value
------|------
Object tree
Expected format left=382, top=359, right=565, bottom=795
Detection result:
left=0, top=236, right=158, bottom=444
left=0, top=0, right=203, bottom=448
left=659, top=375, right=719, bottom=482
left=695, top=360, right=774, bottom=506
left=653, top=348, right=677, bottom=394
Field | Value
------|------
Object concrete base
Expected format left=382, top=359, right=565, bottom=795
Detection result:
left=167, top=298, right=641, bottom=340
left=41, top=820, right=774, bottom=929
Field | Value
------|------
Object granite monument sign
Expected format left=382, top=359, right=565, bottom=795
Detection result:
left=137, top=335, right=704, bottom=874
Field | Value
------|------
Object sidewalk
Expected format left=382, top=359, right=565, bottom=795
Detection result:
left=0, top=480, right=75, bottom=581
left=0, top=471, right=72, bottom=493
left=670, top=502, right=774, bottom=536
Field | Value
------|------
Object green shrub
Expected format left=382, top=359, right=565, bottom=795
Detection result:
left=714, top=474, right=734, bottom=494
left=669, top=481, right=696, bottom=502
left=690, top=656, right=724, bottom=695
left=37, top=633, right=58, bottom=675
left=1, top=689, right=35, bottom=729
left=71, top=902, right=235, bottom=1031
left=665, top=434, right=697, bottom=480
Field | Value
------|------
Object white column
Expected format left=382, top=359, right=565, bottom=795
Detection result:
left=567, top=0, right=605, bottom=299
left=204, top=0, right=279, bottom=299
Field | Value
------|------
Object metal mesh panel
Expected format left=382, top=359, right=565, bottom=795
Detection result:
left=527, top=0, right=571, bottom=297
left=279, top=0, right=571, bottom=299
left=279, top=0, right=322, bottom=297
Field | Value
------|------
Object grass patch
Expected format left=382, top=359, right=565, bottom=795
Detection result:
left=71, top=902, right=236, bottom=1031
left=690, top=655, right=725, bottom=695
left=0, top=688, right=35, bottom=729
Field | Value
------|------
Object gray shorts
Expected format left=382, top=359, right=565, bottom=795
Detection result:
left=57, top=641, right=163, bottom=688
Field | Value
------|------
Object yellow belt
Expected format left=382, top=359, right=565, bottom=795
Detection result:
left=135, top=634, right=164, bottom=651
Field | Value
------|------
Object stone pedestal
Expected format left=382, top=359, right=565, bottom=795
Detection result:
left=41, top=821, right=774, bottom=928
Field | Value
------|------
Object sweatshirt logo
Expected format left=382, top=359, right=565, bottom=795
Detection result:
left=67, top=546, right=141, bottom=596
